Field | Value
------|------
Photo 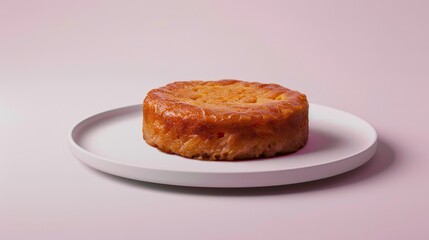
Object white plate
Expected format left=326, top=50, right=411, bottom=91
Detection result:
left=69, top=104, right=377, bottom=188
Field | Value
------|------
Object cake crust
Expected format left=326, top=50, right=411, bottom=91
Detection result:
left=143, top=79, right=308, bottom=160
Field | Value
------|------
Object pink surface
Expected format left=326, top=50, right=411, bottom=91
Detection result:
left=1, top=0, right=428, bottom=239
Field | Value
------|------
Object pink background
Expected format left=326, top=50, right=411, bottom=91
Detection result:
left=1, top=0, right=428, bottom=239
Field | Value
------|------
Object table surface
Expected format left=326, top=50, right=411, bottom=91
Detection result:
left=1, top=1, right=428, bottom=239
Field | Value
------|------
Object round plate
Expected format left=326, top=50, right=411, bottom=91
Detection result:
left=69, top=104, right=377, bottom=188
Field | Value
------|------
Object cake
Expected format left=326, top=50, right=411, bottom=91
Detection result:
left=142, top=79, right=308, bottom=160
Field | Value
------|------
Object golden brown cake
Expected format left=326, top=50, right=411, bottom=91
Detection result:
left=142, top=80, right=308, bottom=161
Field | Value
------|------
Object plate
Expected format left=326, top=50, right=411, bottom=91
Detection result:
left=69, top=104, right=377, bottom=188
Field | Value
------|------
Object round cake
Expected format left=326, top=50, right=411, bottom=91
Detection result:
left=143, top=79, right=308, bottom=161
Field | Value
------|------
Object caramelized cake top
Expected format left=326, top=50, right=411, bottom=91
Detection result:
left=146, top=80, right=307, bottom=121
